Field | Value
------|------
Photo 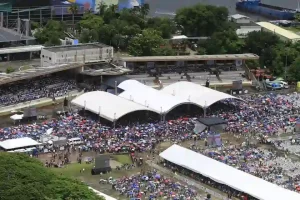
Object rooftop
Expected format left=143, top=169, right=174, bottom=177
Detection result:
left=256, top=22, right=300, bottom=40
left=0, top=137, right=40, bottom=150
left=0, top=45, right=44, bottom=54
left=0, top=27, right=35, bottom=43
left=231, top=14, right=250, bottom=20
left=43, top=43, right=110, bottom=53
left=121, top=54, right=259, bottom=62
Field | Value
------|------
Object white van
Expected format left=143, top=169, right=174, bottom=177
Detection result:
left=67, top=137, right=83, bottom=145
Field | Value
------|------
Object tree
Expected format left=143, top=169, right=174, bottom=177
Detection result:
left=147, top=17, right=176, bottom=39
left=128, top=29, right=166, bottom=56
left=288, top=56, right=300, bottom=80
left=295, top=13, right=300, bottom=22
left=0, top=153, right=104, bottom=200
left=175, top=4, right=229, bottom=36
left=79, top=13, right=104, bottom=30
left=201, top=29, right=244, bottom=54
left=69, top=4, right=79, bottom=27
left=33, top=20, right=65, bottom=46
left=6, top=66, right=15, bottom=74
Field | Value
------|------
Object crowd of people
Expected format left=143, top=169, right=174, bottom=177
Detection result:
left=0, top=74, right=77, bottom=107
left=1, top=91, right=300, bottom=198
left=106, top=170, right=198, bottom=200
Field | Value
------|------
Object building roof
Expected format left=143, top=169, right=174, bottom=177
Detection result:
left=0, top=63, right=84, bottom=85
left=256, top=22, right=300, bottom=40
left=121, top=54, right=259, bottom=62
left=0, top=137, right=40, bottom=150
left=231, top=14, right=250, bottom=20
left=0, top=27, right=35, bottom=43
left=171, top=35, right=188, bottom=40
left=161, top=81, right=241, bottom=108
left=43, top=43, right=110, bottom=53
left=0, top=45, right=44, bottom=54
left=71, top=91, right=153, bottom=122
left=160, top=144, right=300, bottom=200
left=118, top=80, right=195, bottom=114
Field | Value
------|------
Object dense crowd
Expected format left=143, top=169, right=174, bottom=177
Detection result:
left=106, top=170, right=199, bottom=200
left=1, top=92, right=300, bottom=198
left=0, top=75, right=77, bottom=107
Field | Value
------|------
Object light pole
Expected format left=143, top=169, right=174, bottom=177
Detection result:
left=98, top=106, right=101, bottom=123
left=114, top=81, right=118, bottom=95
left=113, top=113, right=116, bottom=133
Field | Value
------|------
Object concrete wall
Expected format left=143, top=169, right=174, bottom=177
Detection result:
left=234, top=18, right=251, bottom=24
left=40, top=46, right=114, bottom=67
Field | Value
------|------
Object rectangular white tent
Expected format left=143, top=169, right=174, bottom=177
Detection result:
left=160, top=145, right=300, bottom=200
left=0, top=137, right=40, bottom=150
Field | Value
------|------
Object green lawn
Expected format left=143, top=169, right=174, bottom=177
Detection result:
left=111, top=154, right=132, bottom=164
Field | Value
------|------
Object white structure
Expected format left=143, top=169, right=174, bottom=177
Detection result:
left=71, top=91, right=153, bottom=122
left=71, top=81, right=240, bottom=122
left=230, top=14, right=251, bottom=24
left=41, top=43, right=113, bottom=67
left=161, top=81, right=239, bottom=108
left=0, top=137, right=40, bottom=151
left=256, top=22, right=300, bottom=43
left=88, top=187, right=117, bottom=200
left=118, top=80, right=195, bottom=114
left=160, top=145, right=300, bottom=200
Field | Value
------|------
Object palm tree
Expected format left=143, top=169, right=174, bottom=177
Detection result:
left=69, top=4, right=79, bottom=27
left=140, top=3, right=150, bottom=17
left=97, top=1, right=107, bottom=16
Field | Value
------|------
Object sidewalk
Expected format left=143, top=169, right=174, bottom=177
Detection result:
left=146, top=161, right=230, bottom=200
left=0, top=90, right=83, bottom=117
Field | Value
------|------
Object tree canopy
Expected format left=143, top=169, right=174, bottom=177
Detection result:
left=32, top=3, right=300, bottom=79
left=0, top=153, right=104, bottom=200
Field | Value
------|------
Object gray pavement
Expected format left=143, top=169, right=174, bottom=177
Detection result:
left=0, top=59, right=40, bottom=72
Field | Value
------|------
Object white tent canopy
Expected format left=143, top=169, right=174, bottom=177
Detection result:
left=118, top=80, right=148, bottom=91
left=71, top=91, right=153, bottom=122
left=161, top=81, right=240, bottom=107
left=0, top=137, right=40, bottom=150
left=10, top=114, right=24, bottom=121
left=119, top=82, right=195, bottom=114
left=160, top=145, right=300, bottom=200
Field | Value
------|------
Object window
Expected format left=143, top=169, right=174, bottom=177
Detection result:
left=49, top=57, right=51, bottom=60
left=42, top=55, right=44, bottom=58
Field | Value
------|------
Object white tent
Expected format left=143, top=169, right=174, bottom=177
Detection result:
left=161, top=81, right=241, bottom=107
left=10, top=114, right=23, bottom=121
left=0, top=137, right=40, bottom=150
left=118, top=79, right=148, bottom=91
left=119, top=81, right=195, bottom=114
left=71, top=91, right=153, bottom=122
left=160, top=145, right=300, bottom=200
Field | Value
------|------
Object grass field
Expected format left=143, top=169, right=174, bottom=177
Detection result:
left=52, top=154, right=137, bottom=200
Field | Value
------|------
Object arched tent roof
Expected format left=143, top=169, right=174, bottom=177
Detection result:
left=118, top=80, right=148, bottom=91
left=161, top=81, right=241, bottom=108
left=118, top=85, right=195, bottom=114
left=71, top=91, right=153, bottom=122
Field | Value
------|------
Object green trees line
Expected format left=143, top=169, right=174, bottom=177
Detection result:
left=0, top=153, right=104, bottom=200
left=34, top=3, right=300, bottom=80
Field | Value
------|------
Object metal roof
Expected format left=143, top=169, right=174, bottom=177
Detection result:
left=43, top=43, right=110, bottom=53
left=0, top=27, right=35, bottom=43
left=0, top=63, right=83, bottom=85
left=121, top=54, right=259, bottom=62
left=0, top=45, right=44, bottom=54
left=257, top=22, right=300, bottom=41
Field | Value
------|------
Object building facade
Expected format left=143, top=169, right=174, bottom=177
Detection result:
left=41, top=43, right=113, bottom=67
